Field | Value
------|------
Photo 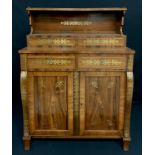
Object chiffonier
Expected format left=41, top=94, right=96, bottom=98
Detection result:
left=19, top=7, right=135, bottom=151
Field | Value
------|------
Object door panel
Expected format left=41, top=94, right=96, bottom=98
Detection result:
left=28, top=72, right=73, bottom=136
left=80, top=72, right=125, bottom=136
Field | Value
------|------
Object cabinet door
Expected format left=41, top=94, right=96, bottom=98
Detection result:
left=80, top=72, right=125, bottom=137
left=28, top=72, right=73, bottom=136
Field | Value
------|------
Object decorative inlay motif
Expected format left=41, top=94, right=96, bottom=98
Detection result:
left=36, top=39, right=75, bottom=46
left=28, top=36, right=125, bottom=47
left=46, top=59, right=72, bottom=65
left=56, top=81, right=64, bottom=89
left=82, top=39, right=119, bottom=46
left=53, top=39, right=74, bottom=46
left=107, top=120, right=113, bottom=129
left=60, top=21, right=92, bottom=26
left=82, top=59, right=123, bottom=65
left=91, top=81, right=98, bottom=89
left=73, top=72, right=79, bottom=135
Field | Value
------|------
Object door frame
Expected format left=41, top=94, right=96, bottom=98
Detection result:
left=80, top=72, right=125, bottom=137
left=27, top=72, right=73, bottom=136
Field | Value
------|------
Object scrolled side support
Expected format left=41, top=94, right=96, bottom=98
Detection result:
left=20, top=71, right=31, bottom=150
left=123, top=72, right=134, bottom=151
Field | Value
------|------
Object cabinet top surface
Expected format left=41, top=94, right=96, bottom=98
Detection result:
left=27, top=7, right=127, bottom=12
left=19, top=47, right=135, bottom=54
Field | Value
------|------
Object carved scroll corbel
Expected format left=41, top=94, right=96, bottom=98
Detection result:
left=124, top=72, right=134, bottom=139
left=20, top=71, right=29, bottom=137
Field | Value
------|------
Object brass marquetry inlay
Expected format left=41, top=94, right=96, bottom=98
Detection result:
left=73, top=72, right=80, bottom=135
left=53, top=39, right=74, bottom=46
left=55, top=81, right=64, bottom=89
left=91, top=81, right=98, bottom=89
left=82, top=59, right=123, bottom=65
left=36, top=38, right=75, bottom=46
left=29, top=37, right=124, bottom=47
left=82, top=39, right=119, bottom=46
left=107, top=120, right=114, bottom=129
left=60, top=21, right=92, bottom=26
left=46, top=59, right=72, bottom=65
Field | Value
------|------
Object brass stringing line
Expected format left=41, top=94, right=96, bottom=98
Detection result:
left=83, top=39, right=119, bottom=45
left=33, top=38, right=121, bottom=46
left=46, top=59, right=72, bottom=65
left=60, top=21, right=92, bottom=26
left=34, top=59, right=72, bottom=65
left=73, top=72, right=79, bottom=135
left=82, top=59, right=123, bottom=65
left=37, top=39, right=75, bottom=46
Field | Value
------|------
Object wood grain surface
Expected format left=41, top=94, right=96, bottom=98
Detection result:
left=28, top=72, right=73, bottom=136
left=80, top=72, right=125, bottom=136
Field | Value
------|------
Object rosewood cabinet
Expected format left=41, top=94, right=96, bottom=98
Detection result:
left=19, top=8, right=135, bottom=151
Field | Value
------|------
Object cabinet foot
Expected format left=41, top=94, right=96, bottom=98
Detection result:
left=123, top=138, right=131, bottom=151
left=23, top=136, right=31, bottom=151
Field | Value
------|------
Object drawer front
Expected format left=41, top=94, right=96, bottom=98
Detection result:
left=78, top=56, right=127, bottom=70
left=27, top=55, right=75, bottom=71
left=27, top=35, right=126, bottom=48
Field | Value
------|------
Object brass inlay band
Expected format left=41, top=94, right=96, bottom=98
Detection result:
left=82, top=39, right=119, bottom=46
left=82, top=59, right=123, bottom=65
left=60, top=21, right=92, bottom=26
left=73, top=72, right=79, bottom=135
left=29, top=37, right=124, bottom=47
left=35, top=39, right=75, bottom=46
left=53, top=39, right=75, bottom=46
left=46, top=59, right=72, bottom=65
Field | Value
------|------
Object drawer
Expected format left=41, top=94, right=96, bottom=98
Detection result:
left=78, top=56, right=127, bottom=71
left=27, top=34, right=126, bottom=48
left=27, top=55, right=75, bottom=71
